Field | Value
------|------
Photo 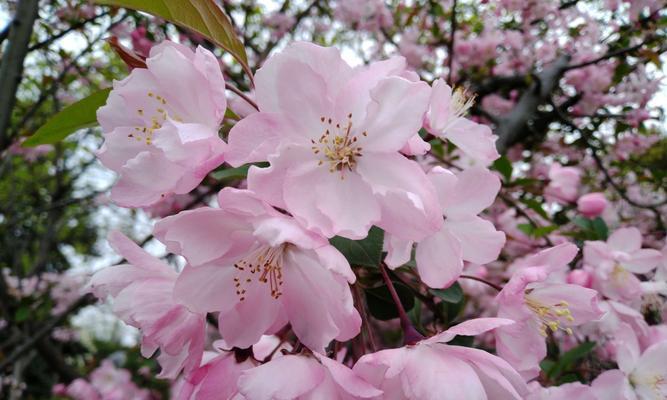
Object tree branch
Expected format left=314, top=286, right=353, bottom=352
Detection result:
left=0, top=0, right=40, bottom=152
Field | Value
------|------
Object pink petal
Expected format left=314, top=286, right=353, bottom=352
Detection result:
left=238, top=355, right=324, bottom=400
left=225, top=112, right=286, bottom=166
left=358, top=77, right=430, bottom=153
left=173, top=264, right=239, bottom=314
left=441, top=166, right=501, bottom=218
left=623, top=249, right=662, bottom=274
left=314, top=353, right=383, bottom=398
left=446, top=216, right=505, bottom=265
left=445, top=118, right=500, bottom=166
left=357, top=152, right=442, bottom=241
left=415, top=226, right=463, bottom=289
left=607, top=227, right=642, bottom=253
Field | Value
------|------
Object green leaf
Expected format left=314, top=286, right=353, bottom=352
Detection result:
left=548, top=341, right=596, bottom=380
left=365, top=281, right=415, bottom=321
left=95, top=0, right=248, bottom=69
left=521, top=197, right=550, bottom=220
left=491, top=156, right=513, bottom=181
left=23, top=88, right=111, bottom=147
left=429, top=282, right=463, bottom=303
left=15, top=306, right=30, bottom=322
left=591, top=217, right=609, bottom=240
left=330, top=226, right=384, bottom=268
left=210, top=165, right=250, bottom=181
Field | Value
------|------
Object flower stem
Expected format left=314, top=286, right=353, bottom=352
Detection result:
left=379, top=263, right=423, bottom=345
left=459, top=274, right=502, bottom=291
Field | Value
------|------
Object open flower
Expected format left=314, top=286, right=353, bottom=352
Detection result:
left=385, top=166, right=505, bottom=288
left=97, top=41, right=227, bottom=207
left=225, top=42, right=441, bottom=241
left=176, top=349, right=255, bottom=400
left=425, top=78, right=500, bottom=166
left=592, top=324, right=667, bottom=400
left=238, top=353, right=382, bottom=400
left=584, top=227, right=662, bottom=301
left=353, top=318, right=528, bottom=399
left=88, top=231, right=206, bottom=379
left=154, top=188, right=361, bottom=352
left=544, top=164, right=580, bottom=204
left=495, top=244, right=605, bottom=379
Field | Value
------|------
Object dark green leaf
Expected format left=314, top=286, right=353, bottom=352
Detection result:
left=23, top=88, right=111, bottom=147
left=491, top=156, right=513, bottom=181
left=430, top=282, right=463, bottom=303
left=365, top=281, right=415, bottom=321
left=15, top=306, right=30, bottom=322
left=330, top=226, right=384, bottom=268
left=95, top=0, right=249, bottom=71
left=210, top=164, right=250, bottom=181
left=548, top=341, right=596, bottom=379
left=591, top=217, right=609, bottom=240
left=521, top=197, right=550, bottom=220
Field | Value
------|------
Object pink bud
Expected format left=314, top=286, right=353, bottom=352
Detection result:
left=51, top=383, right=67, bottom=396
left=577, top=192, right=607, bottom=218
left=567, top=269, right=592, bottom=288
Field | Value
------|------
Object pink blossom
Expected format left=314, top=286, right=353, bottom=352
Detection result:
left=577, top=192, right=608, bottom=218
left=592, top=326, right=667, bottom=399
left=385, top=166, right=505, bottom=289
left=225, top=42, right=441, bottom=241
left=584, top=227, right=662, bottom=301
left=238, top=353, right=382, bottom=399
left=495, top=244, right=604, bottom=378
left=353, top=318, right=528, bottom=399
left=526, top=382, right=597, bottom=400
left=7, top=137, right=53, bottom=162
left=176, top=350, right=254, bottom=400
left=544, top=163, right=581, bottom=204
left=567, top=269, right=593, bottom=288
left=153, top=188, right=361, bottom=352
left=89, top=231, right=206, bottom=378
left=97, top=41, right=227, bottom=208
left=130, top=27, right=153, bottom=56
left=425, top=79, right=500, bottom=166
left=66, top=379, right=101, bottom=400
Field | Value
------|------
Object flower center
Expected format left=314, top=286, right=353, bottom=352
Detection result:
left=128, top=91, right=183, bottom=145
left=524, top=294, right=575, bottom=337
left=233, top=244, right=286, bottom=301
left=630, top=373, right=666, bottom=395
left=311, top=113, right=365, bottom=178
left=451, top=87, right=475, bottom=119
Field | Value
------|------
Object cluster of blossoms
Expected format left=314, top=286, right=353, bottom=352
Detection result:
left=53, top=359, right=154, bottom=400
left=81, top=4, right=667, bottom=395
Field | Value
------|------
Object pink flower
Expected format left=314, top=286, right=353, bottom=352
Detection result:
left=130, top=26, right=153, bottom=56
left=353, top=318, right=528, bottom=399
left=176, top=350, right=255, bottom=400
left=385, top=166, right=505, bottom=289
left=154, top=188, right=361, bottom=352
left=66, top=379, right=100, bottom=400
left=238, top=353, right=382, bottom=399
left=425, top=79, right=500, bottom=166
left=592, top=326, right=667, bottom=399
left=577, top=192, right=607, bottom=218
left=544, top=164, right=581, bottom=204
left=225, top=42, right=441, bottom=241
left=89, top=231, right=206, bottom=379
left=527, top=382, right=597, bottom=400
left=495, top=244, right=604, bottom=379
left=583, top=227, right=662, bottom=301
left=97, top=41, right=227, bottom=208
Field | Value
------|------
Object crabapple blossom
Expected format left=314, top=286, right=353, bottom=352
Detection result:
left=591, top=325, right=667, bottom=400
left=226, top=42, right=441, bottom=241
left=96, top=41, right=227, bottom=207
left=238, top=353, right=382, bottom=400
left=583, top=227, right=663, bottom=301
left=495, top=244, right=604, bottom=379
left=425, top=78, right=500, bottom=166
left=577, top=192, right=608, bottom=218
left=88, top=231, right=206, bottom=379
left=153, top=187, right=361, bottom=352
left=544, top=163, right=581, bottom=204
left=176, top=349, right=255, bottom=400
left=353, top=318, right=529, bottom=400
left=385, top=166, right=505, bottom=289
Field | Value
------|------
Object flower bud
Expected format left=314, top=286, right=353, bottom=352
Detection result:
left=577, top=192, right=607, bottom=218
